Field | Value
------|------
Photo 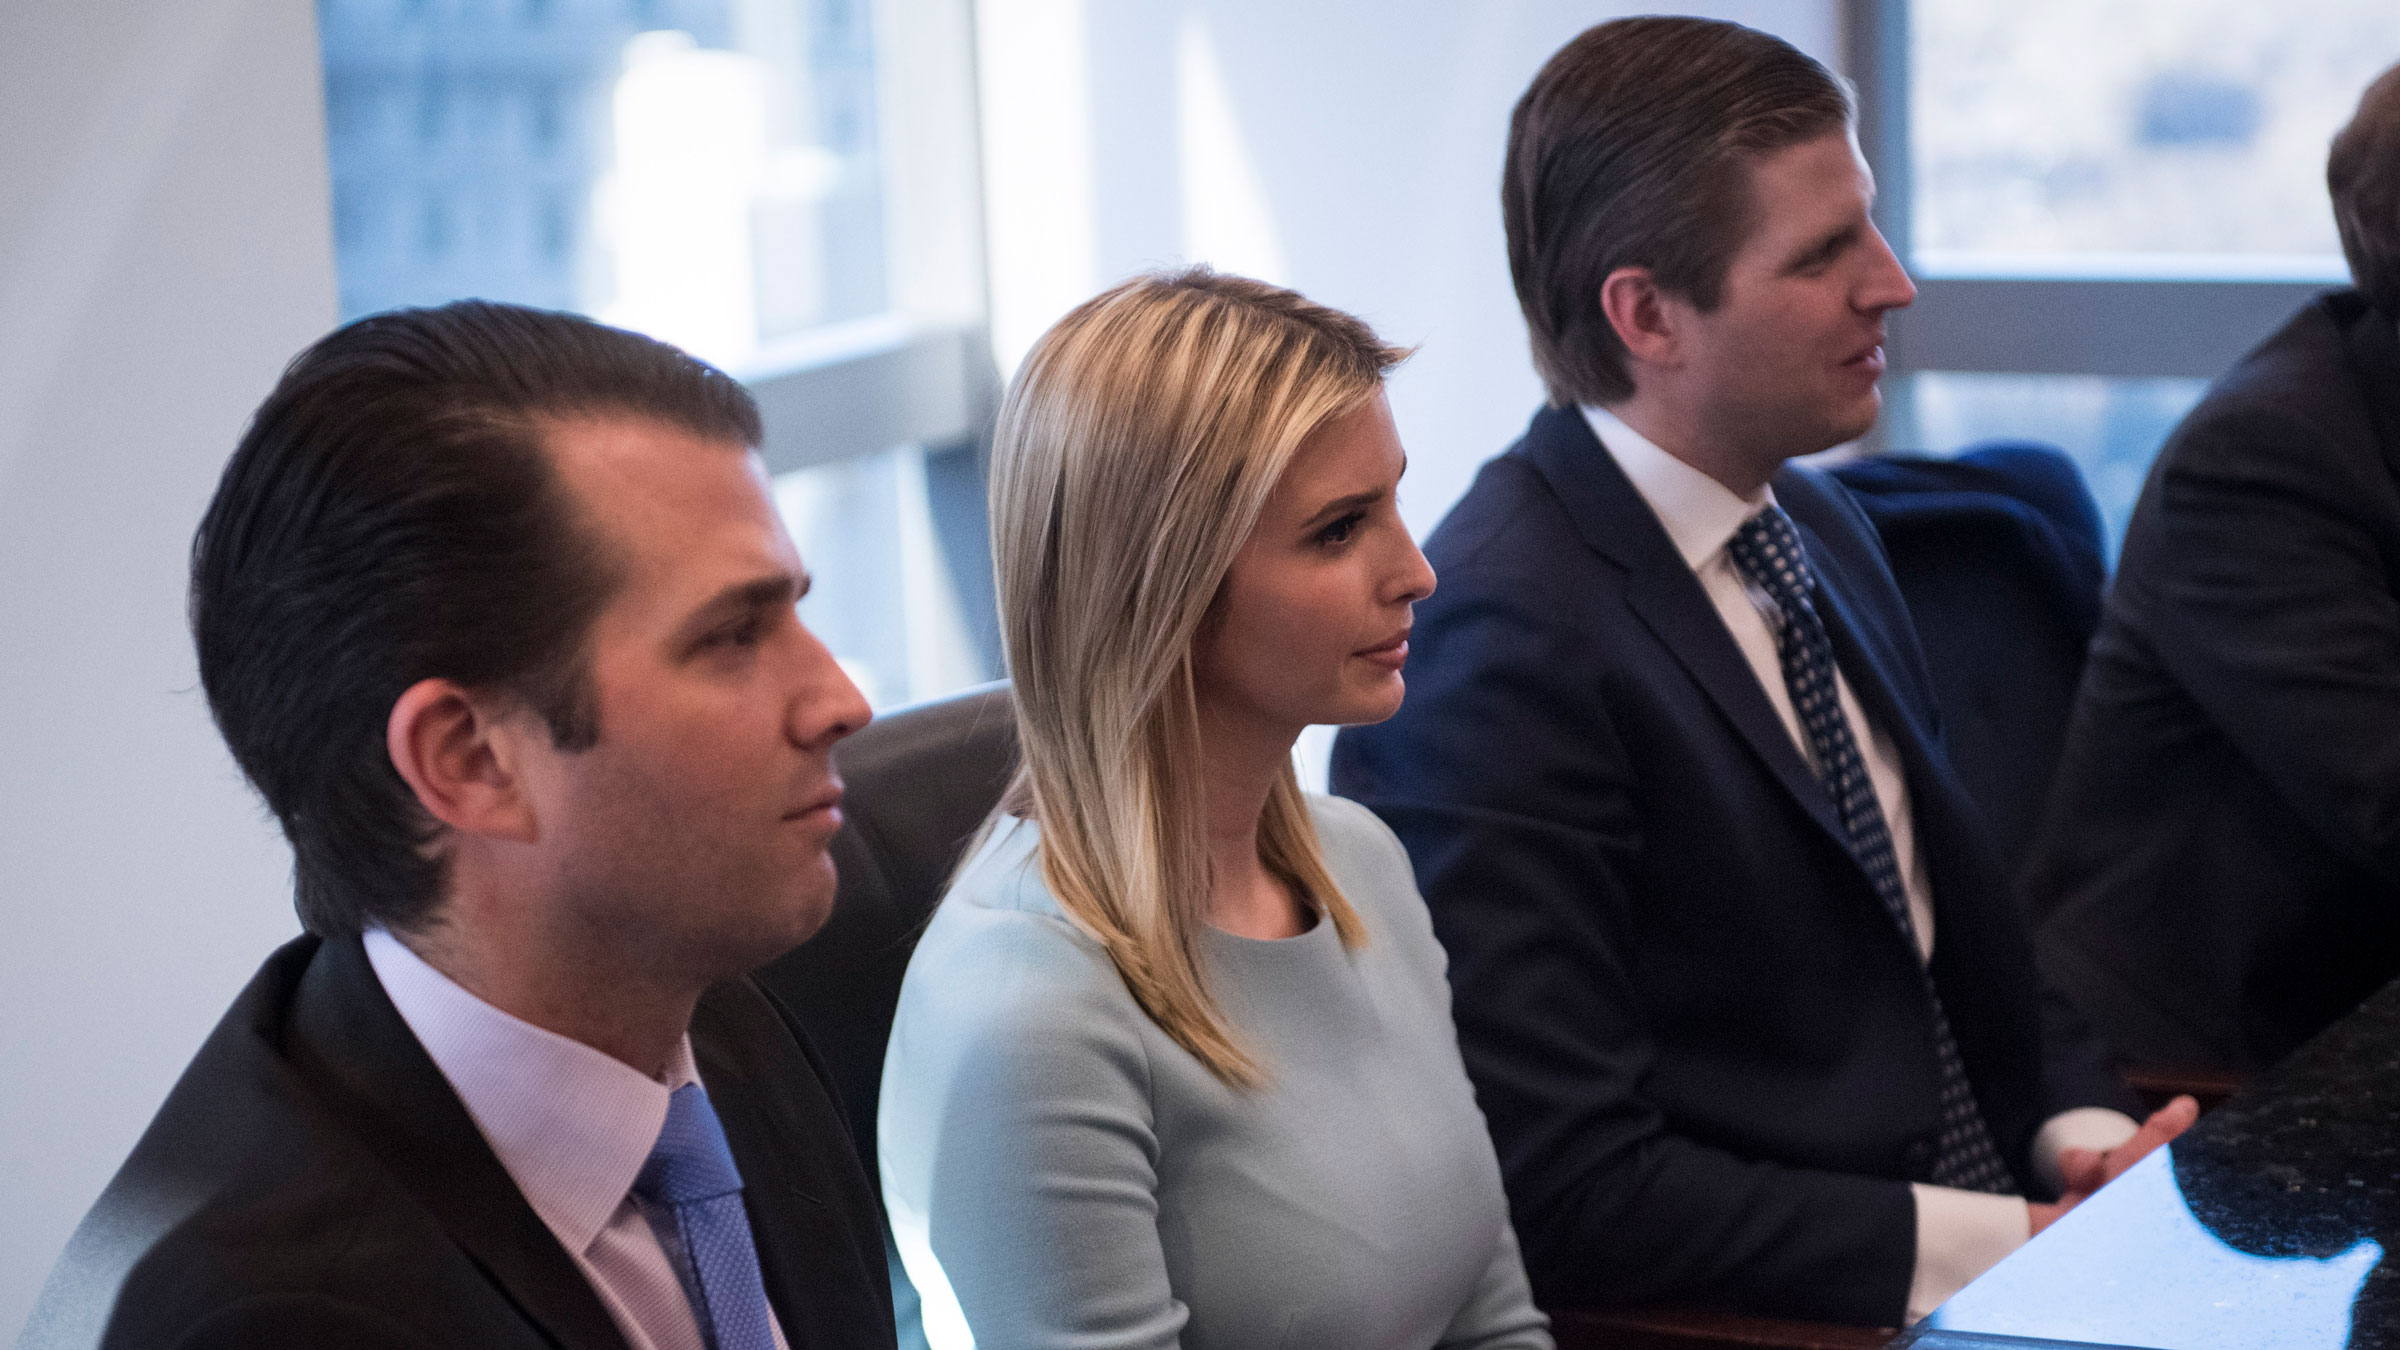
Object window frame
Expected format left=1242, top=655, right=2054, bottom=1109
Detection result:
left=1845, top=0, right=2339, bottom=436
left=743, top=0, right=1000, bottom=478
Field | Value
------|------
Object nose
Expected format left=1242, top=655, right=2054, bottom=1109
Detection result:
left=1858, top=222, right=1916, bottom=314
left=787, top=621, right=872, bottom=749
left=1386, top=529, right=1437, bottom=607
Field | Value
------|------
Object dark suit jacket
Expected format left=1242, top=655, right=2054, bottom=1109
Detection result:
left=21, top=934, right=897, bottom=1350
left=2027, top=289, right=2400, bottom=1073
left=1331, top=406, right=2134, bottom=1327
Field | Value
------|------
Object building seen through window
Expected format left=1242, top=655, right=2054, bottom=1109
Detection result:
left=317, top=0, right=995, bottom=710
left=1884, top=0, right=2399, bottom=551
left=1911, top=0, right=2392, bottom=271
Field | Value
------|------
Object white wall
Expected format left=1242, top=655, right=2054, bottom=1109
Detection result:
left=0, top=0, right=1841, bottom=1334
left=976, top=0, right=1843, bottom=539
left=0, top=0, right=335, bottom=1336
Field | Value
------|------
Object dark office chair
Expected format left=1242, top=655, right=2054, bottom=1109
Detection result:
left=752, top=679, right=1019, bottom=1174
left=1828, top=441, right=2108, bottom=883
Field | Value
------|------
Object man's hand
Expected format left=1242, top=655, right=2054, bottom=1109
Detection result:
left=2028, top=1096, right=2201, bottom=1235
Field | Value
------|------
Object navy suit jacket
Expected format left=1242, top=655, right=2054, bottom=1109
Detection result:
left=21, top=934, right=897, bottom=1350
left=1332, top=406, right=2133, bottom=1326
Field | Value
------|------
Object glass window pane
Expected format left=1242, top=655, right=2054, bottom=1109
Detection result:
left=1885, top=372, right=2210, bottom=557
left=1910, top=0, right=2400, bottom=276
left=316, top=0, right=887, bottom=366
left=774, top=445, right=990, bottom=711
left=318, top=0, right=1000, bottom=712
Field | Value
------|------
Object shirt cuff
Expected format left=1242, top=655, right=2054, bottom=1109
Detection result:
left=1907, top=1183, right=2029, bottom=1323
left=2029, top=1107, right=2141, bottom=1195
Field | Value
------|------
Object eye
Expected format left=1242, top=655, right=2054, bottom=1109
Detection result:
left=703, top=612, right=770, bottom=650
left=1791, top=229, right=1856, bottom=276
left=1315, top=511, right=1366, bottom=548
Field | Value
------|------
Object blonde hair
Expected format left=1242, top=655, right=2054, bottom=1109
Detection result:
left=989, top=267, right=1410, bottom=1087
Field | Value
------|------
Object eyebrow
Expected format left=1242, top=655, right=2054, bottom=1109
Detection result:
left=1303, top=488, right=1389, bottom=529
left=1783, top=222, right=1861, bottom=273
left=678, top=572, right=804, bottom=644
left=1299, top=454, right=1408, bottom=526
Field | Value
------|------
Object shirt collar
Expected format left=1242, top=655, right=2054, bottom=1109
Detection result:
left=1580, top=403, right=1774, bottom=571
left=364, top=928, right=698, bottom=1256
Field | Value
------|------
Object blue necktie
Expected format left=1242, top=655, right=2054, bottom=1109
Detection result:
left=1726, top=505, right=2017, bottom=1196
left=634, top=1083, right=781, bottom=1350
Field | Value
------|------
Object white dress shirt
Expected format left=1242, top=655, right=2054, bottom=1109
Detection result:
left=1580, top=405, right=2137, bottom=1321
left=364, top=928, right=791, bottom=1350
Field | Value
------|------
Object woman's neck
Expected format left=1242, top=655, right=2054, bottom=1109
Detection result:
left=1197, top=705, right=1311, bottom=940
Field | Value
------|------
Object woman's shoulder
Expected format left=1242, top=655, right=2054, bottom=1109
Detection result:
left=906, top=817, right=1139, bottom=1025
left=1306, top=792, right=1415, bottom=893
left=1304, top=793, right=1439, bottom=945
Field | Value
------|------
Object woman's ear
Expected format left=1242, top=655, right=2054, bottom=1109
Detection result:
left=385, top=679, right=541, bottom=845
left=1598, top=265, right=1682, bottom=370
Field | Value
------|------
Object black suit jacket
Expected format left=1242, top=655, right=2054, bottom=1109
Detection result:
left=21, top=934, right=897, bottom=1350
left=2027, top=289, right=2400, bottom=1073
left=1331, top=406, right=2133, bottom=1327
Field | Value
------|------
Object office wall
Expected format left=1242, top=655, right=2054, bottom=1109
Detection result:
left=975, top=0, right=1841, bottom=784
left=0, top=0, right=335, bottom=1336
left=0, top=0, right=1840, bottom=1334
left=977, top=0, right=1843, bottom=539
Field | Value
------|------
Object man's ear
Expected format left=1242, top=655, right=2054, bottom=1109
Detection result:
left=1599, top=265, right=1682, bottom=369
left=386, top=678, right=541, bottom=844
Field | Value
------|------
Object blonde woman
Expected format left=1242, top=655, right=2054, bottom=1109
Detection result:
left=878, top=269, right=1552, bottom=1350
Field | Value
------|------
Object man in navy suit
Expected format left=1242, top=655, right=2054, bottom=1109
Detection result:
left=1333, top=18, right=2188, bottom=1327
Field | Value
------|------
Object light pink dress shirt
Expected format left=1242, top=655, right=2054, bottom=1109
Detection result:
left=364, top=928, right=791, bottom=1350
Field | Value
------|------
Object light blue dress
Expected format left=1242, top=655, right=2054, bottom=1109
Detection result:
left=879, top=793, right=1553, bottom=1350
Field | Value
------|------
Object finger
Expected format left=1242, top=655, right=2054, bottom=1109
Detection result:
left=2154, top=1094, right=2201, bottom=1136
left=2056, top=1146, right=2106, bottom=1194
left=2130, top=1095, right=2200, bottom=1151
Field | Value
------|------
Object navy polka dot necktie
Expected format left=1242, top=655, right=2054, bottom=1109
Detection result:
left=1726, top=504, right=2017, bottom=1196
left=634, top=1083, right=781, bottom=1350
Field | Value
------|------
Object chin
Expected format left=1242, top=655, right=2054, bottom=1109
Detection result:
left=1835, top=388, right=1885, bottom=442
left=1332, top=678, right=1409, bottom=728
left=732, top=860, right=839, bottom=967
left=783, top=864, right=841, bottom=945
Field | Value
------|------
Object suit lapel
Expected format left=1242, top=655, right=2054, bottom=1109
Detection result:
left=1790, top=495, right=2004, bottom=964
left=1622, top=566, right=1851, bottom=848
left=1788, top=506, right=1935, bottom=757
left=693, top=982, right=863, bottom=1350
left=1522, top=405, right=1849, bottom=850
left=286, top=937, right=631, bottom=1350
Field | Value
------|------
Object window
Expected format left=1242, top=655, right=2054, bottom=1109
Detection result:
left=1854, top=0, right=2399, bottom=541
left=316, top=0, right=998, bottom=708
left=1910, top=0, right=2386, bottom=272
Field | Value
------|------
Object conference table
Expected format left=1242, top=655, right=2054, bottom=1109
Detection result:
left=1898, top=978, right=2400, bottom=1350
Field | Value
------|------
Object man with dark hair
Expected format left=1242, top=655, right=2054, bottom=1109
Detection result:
left=1335, top=17, right=2185, bottom=1326
left=23, top=302, right=894, bottom=1349
left=2027, top=62, right=2400, bottom=1074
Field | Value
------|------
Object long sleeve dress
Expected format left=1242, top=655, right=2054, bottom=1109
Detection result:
left=878, top=793, right=1553, bottom=1350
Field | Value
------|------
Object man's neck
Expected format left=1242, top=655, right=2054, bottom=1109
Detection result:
left=391, top=908, right=700, bottom=1082
left=1601, top=394, right=1781, bottom=500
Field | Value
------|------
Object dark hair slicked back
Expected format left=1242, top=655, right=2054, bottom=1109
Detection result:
left=192, top=301, right=762, bottom=938
left=1504, top=17, right=1854, bottom=406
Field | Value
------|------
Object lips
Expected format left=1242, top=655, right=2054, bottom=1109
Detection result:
left=783, top=781, right=845, bottom=826
left=1842, top=337, right=1888, bottom=375
left=1356, top=629, right=1411, bottom=670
